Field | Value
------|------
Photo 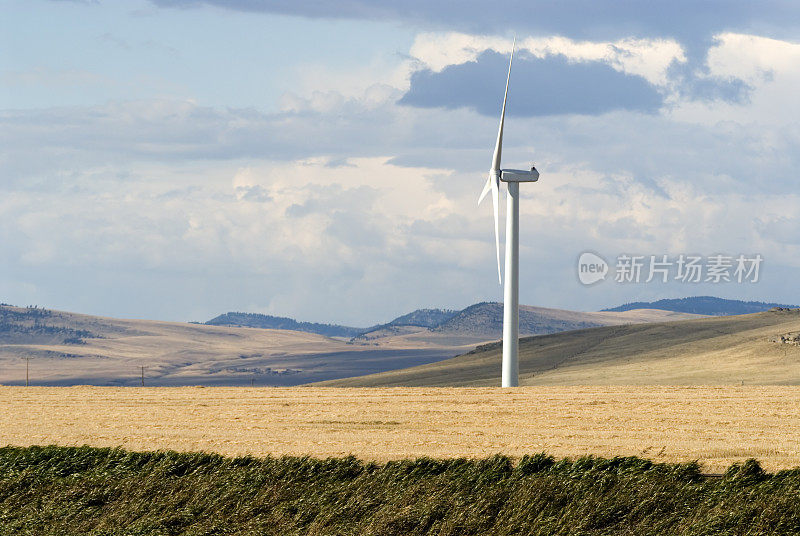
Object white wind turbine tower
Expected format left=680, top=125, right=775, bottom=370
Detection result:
left=478, top=38, right=539, bottom=387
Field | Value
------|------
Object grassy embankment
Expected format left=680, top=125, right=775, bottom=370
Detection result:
left=1, top=446, right=799, bottom=535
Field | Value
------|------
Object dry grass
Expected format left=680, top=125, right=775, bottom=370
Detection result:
left=0, top=305, right=704, bottom=386
left=3, top=385, right=800, bottom=473
left=0, top=307, right=467, bottom=386
left=324, top=309, right=800, bottom=386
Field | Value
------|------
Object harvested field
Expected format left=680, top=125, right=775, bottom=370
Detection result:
left=2, top=386, right=800, bottom=472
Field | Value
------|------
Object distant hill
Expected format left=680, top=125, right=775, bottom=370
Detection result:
left=0, top=306, right=100, bottom=345
left=318, top=308, right=800, bottom=387
left=351, top=308, right=459, bottom=342
left=350, top=303, right=704, bottom=346
left=205, top=309, right=458, bottom=339
left=385, top=308, right=458, bottom=328
left=604, top=296, right=799, bottom=316
left=432, top=302, right=602, bottom=337
left=0, top=303, right=712, bottom=387
left=204, top=312, right=366, bottom=338
left=0, top=305, right=461, bottom=387
left=210, top=304, right=704, bottom=345
left=350, top=303, right=607, bottom=344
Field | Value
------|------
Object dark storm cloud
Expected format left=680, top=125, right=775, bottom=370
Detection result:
left=681, top=75, right=752, bottom=103
left=149, top=0, right=800, bottom=44
left=400, top=51, right=664, bottom=117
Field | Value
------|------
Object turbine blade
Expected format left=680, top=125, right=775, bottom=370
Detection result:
left=478, top=176, right=492, bottom=206
left=478, top=175, right=501, bottom=283
left=492, top=176, right=501, bottom=284
left=490, top=36, right=515, bottom=173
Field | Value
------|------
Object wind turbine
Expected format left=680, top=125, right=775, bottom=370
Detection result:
left=477, top=38, right=539, bottom=388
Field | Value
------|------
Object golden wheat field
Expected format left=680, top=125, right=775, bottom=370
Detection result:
left=2, top=386, right=799, bottom=473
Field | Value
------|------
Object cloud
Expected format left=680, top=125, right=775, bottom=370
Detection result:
left=0, top=98, right=410, bottom=185
left=401, top=32, right=768, bottom=115
left=0, top=154, right=481, bottom=324
left=4, top=91, right=800, bottom=323
left=757, top=216, right=800, bottom=247
left=4, top=26, right=800, bottom=321
left=409, top=33, right=686, bottom=86
left=400, top=50, right=665, bottom=117
left=143, top=2, right=797, bottom=111
left=706, top=32, right=800, bottom=81
left=147, top=1, right=800, bottom=45
left=666, top=34, right=800, bottom=126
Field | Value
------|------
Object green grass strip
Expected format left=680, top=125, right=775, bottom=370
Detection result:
left=0, top=446, right=798, bottom=535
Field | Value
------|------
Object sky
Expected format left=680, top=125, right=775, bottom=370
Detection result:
left=2, top=0, right=800, bottom=325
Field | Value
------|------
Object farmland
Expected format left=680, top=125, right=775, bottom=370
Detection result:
left=3, top=385, right=800, bottom=473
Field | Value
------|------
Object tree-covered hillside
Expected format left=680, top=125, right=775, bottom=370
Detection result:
left=604, top=296, right=798, bottom=316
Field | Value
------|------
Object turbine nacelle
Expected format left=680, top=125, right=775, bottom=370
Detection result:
left=500, top=166, right=539, bottom=183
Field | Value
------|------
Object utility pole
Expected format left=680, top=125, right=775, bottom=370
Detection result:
left=141, top=366, right=145, bottom=387
left=26, top=357, right=29, bottom=387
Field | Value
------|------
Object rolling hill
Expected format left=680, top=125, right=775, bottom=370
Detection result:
left=382, top=308, right=458, bottom=328
left=204, top=311, right=366, bottom=338
left=604, top=296, right=799, bottom=316
left=0, top=305, right=458, bottom=387
left=350, top=302, right=703, bottom=345
left=318, top=308, right=800, bottom=387
left=0, top=304, right=703, bottom=386
left=204, top=308, right=459, bottom=338
left=206, top=302, right=702, bottom=344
